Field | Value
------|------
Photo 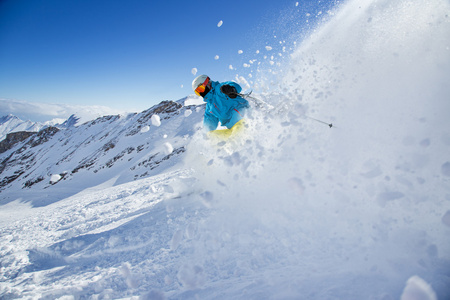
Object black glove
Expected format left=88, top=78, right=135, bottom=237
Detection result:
left=220, top=85, right=238, bottom=98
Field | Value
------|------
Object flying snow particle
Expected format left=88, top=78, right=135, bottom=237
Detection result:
left=170, top=230, right=183, bottom=251
left=181, top=84, right=184, bottom=88
left=243, top=63, right=250, bottom=68
left=235, top=75, right=251, bottom=90
left=400, top=276, right=437, bottom=300
left=238, top=50, right=243, bottom=54
left=120, top=262, right=131, bottom=278
left=256, top=50, right=260, bottom=54
left=191, top=68, right=198, bottom=75
left=120, top=263, right=140, bottom=289
left=140, top=125, right=150, bottom=133
left=265, top=46, right=273, bottom=51
left=217, top=20, right=223, bottom=27
left=296, top=2, right=299, bottom=6
left=185, top=223, right=197, bottom=239
left=214, top=55, right=219, bottom=60
left=163, top=142, right=173, bottom=155
left=177, top=264, right=204, bottom=289
left=200, top=191, right=214, bottom=207
left=184, top=109, right=192, bottom=117
left=229, top=65, right=234, bottom=70
left=151, top=114, right=161, bottom=127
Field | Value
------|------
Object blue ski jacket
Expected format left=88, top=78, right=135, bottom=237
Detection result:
left=202, top=80, right=250, bottom=131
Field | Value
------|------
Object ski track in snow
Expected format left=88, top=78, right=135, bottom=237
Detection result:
left=1, top=0, right=450, bottom=299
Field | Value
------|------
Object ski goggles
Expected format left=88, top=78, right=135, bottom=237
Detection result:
left=194, top=77, right=210, bottom=96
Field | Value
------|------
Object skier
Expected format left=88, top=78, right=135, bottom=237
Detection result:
left=192, top=75, right=250, bottom=132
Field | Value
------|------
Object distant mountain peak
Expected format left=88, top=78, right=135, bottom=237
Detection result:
left=0, top=114, right=20, bottom=123
left=0, top=114, right=45, bottom=141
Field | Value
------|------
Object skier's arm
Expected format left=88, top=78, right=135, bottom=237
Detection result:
left=220, top=82, right=242, bottom=98
left=203, top=112, right=219, bottom=131
left=220, top=85, right=238, bottom=98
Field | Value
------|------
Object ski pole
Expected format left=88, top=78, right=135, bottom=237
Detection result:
left=306, top=116, right=334, bottom=128
left=237, top=91, right=272, bottom=110
left=238, top=92, right=333, bottom=128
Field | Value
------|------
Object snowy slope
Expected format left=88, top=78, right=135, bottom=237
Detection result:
left=1, top=0, right=450, bottom=299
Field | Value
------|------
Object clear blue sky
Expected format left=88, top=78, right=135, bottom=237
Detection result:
left=0, top=0, right=338, bottom=117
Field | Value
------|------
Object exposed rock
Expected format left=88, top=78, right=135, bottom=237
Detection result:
left=0, top=131, right=36, bottom=154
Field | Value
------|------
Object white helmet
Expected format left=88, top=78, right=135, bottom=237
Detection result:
left=192, top=74, right=209, bottom=91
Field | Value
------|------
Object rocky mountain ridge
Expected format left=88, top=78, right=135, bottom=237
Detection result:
left=0, top=99, right=204, bottom=206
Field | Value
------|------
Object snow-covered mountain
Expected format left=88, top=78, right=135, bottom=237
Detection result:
left=0, top=111, right=117, bottom=143
left=0, top=114, right=46, bottom=141
left=0, top=98, right=203, bottom=206
left=0, top=113, right=82, bottom=142
left=1, top=0, right=449, bottom=299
